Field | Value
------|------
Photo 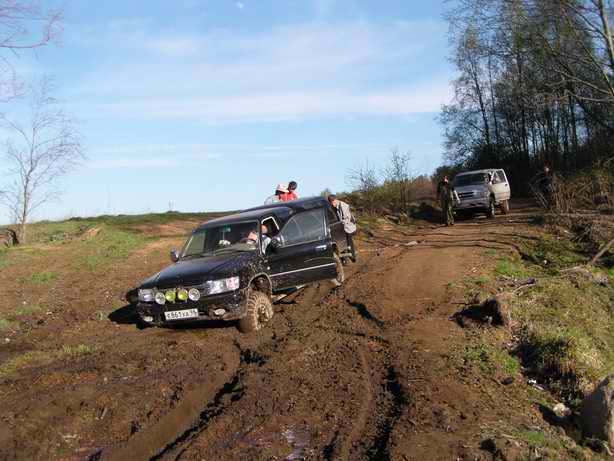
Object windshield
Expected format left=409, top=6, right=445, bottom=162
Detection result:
left=453, top=173, right=489, bottom=187
left=182, top=221, right=260, bottom=258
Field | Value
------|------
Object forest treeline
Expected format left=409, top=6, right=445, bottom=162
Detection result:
left=438, top=0, right=614, bottom=192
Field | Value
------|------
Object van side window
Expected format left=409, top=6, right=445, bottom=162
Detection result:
left=493, top=171, right=505, bottom=184
left=279, top=209, right=326, bottom=246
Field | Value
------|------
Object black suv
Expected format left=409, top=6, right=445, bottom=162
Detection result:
left=132, top=197, right=352, bottom=333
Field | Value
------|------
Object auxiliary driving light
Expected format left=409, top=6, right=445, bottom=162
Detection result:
left=188, top=288, right=201, bottom=301
left=177, top=288, right=189, bottom=302
left=165, top=289, right=176, bottom=303
left=154, top=292, right=166, bottom=305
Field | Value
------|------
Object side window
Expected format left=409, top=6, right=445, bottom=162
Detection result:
left=492, top=171, right=504, bottom=184
left=497, top=170, right=507, bottom=183
left=280, top=209, right=326, bottom=246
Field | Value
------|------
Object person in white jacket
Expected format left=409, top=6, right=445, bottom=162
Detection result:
left=328, top=194, right=357, bottom=264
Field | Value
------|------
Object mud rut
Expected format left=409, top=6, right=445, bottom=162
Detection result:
left=96, top=244, right=431, bottom=461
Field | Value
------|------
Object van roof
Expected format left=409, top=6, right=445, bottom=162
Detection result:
left=455, top=168, right=503, bottom=176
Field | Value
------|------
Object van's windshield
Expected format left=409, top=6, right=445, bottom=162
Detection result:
left=453, top=173, right=489, bottom=187
left=182, top=221, right=259, bottom=258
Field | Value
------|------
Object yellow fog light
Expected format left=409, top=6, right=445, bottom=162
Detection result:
left=177, top=288, right=188, bottom=301
left=165, top=289, right=176, bottom=303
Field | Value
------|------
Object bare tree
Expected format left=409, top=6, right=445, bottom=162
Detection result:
left=0, top=1, right=63, bottom=101
left=347, top=159, right=380, bottom=214
left=0, top=78, right=84, bottom=243
left=383, top=148, right=413, bottom=214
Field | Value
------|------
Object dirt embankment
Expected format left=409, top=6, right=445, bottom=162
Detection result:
left=0, top=203, right=600, bottom=460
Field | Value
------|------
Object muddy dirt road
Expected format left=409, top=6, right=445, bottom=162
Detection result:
left=0, top=205, right=555, bottom=460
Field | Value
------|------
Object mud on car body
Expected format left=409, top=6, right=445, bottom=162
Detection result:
left=131, top=197, right=350, bottom=333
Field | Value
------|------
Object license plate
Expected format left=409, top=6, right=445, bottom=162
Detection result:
left=164, top=308, right=199, bottom=321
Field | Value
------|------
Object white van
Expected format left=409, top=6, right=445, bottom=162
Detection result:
left=452, top=169, right=511, bottom=218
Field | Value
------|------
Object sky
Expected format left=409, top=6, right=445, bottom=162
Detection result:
left=0, top=0, right=455, bottom=222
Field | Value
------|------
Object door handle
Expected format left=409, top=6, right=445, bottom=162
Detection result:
left=315, top=244, right=327, bottom=251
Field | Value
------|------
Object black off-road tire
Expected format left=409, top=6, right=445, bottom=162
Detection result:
left=332, top=253, right=345, bottom=287
left=486, top=197, right=496, bottom=219
left=501, top=199, right=510, bottom=215
left=238, top=290, right=273, bottom=333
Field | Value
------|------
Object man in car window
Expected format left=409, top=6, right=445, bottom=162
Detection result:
left=328, top=194, right=357, bottom=264
left=244, top=224, right=271, bottom=254
left=260, top=224, right=271, bottom=254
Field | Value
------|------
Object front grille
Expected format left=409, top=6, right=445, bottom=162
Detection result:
left=458, top=191, right=475, bottom=199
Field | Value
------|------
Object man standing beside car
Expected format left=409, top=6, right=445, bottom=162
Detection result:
left=437, top=176, right=460, bottom=226
left=328, top=194, right=357, bottom=264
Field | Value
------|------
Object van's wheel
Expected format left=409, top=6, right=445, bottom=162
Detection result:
left=332, top=253, right=345, bottom=287
left=238, top=290, right=273, bottom=333
left=486, top=197, right=496, bottom=218
left=501, top=200, right=510, bottom=215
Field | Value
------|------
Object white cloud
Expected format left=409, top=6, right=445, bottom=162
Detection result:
left=70, top=19, right=450, bottom=122
left=236, top=2, right=244, bottom=10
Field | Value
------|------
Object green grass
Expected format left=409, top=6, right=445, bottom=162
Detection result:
left=504, top=234, right=614, bottom=401
left=61, top=344, right=96, bottom=355
left=24, top=221, right=93, bottom=245
left=12, top=305, right=42, bottom=317
left=78, top=225, right=148, bottom=271
left=462, top=342, right=520, bottom=376
left=0, top=344, right=96, bottom=376
left=520, top=430, right=548, bottom=448
left=495, top=258, right=531, bottom=278
left=19, top=271, right=59, bottom=284
left=0, top=317, right=16, bottom=331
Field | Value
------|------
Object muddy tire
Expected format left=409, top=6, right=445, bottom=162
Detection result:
left=486, top=197, right=496, bottom=219
left=238, top=290, right=273, bottom=333
left=332, top=253, right=345, bottom=287
left=501, top=199, right=510, bottom=214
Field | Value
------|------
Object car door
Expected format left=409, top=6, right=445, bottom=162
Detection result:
left=326, top=205, right=348, bottom=252
left=493, top=170, right=511, bottom=201
left=267, top=208, right=337, bottom=290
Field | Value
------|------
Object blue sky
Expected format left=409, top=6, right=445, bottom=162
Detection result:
left=1, top=0, right=454, bottom=222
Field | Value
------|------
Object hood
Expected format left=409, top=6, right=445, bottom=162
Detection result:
left=140, top=252, right=255, bottom=289
left=454, top=184, right=489, bottom=196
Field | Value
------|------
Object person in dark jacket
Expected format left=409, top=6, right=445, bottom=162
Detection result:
left=437, top=176, right=460, bottom=226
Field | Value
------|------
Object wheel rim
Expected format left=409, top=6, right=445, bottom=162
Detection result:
left=257, top=300, right=272, bottom=323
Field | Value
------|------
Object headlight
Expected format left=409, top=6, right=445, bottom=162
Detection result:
left=154, top=292, right=166, bottom=305
left=138, top=289, right=154, bottom=302
left=188, top=288, right=201, bottom=301
left=205, top=276, right=240, bottom=295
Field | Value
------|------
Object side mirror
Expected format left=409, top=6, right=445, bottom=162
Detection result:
left=170, top=249, right=180, bottom=263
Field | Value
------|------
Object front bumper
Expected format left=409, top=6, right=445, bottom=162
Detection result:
left=454, top=198, right=489, bottom=211
left=136, top=287, right=248, bottom=325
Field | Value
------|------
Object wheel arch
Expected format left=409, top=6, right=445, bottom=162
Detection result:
left=248, top=273, right=272, bottom=297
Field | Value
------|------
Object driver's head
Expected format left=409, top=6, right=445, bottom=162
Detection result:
left=328, top=194, right=338, bottom=207
left=261, top=224, right=268, bottom=235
